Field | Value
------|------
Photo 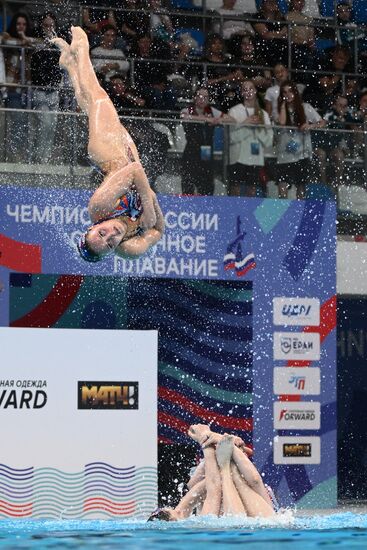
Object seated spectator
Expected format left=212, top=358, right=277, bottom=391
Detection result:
left=2, top=12, right=35, bottom=161
left=317, top=95, right=354, bottom=191
left=252, top=0, right=288, bottom=66
left=22, top=0, right=80, bottom=39
left=286, top=0, right=316, bottom=74
left=31, top=12, right=62, bottom=164
left=105, top=74, right=145, bottom=113
left=180, top=86, right=232, bottom=195
left=213, top=0, right=255, bottom=41
left=3, top=11, right=35, bottom=91
left=82, top=4, right=117, bottom=46
left=303, top=45, right=353, bottom=114
left=264, top=63, right=289, bottom=121
left=201, top=33, right=236, bottom=101
left=336, top=1, right=367, bottom=73
left=353, top=91, right=367, bottom=124
left=227, top=79, right=273, bottom=197
left=349, top=91, right=367, bottom=158
left=142, top=71, right=177, bottom=111
left=131, top=34, right=172, bottom=92
left=114, top=0, right=149, bottom=52
left=230, top=34, right=271, bottom=93
left=148, top=0, right=174, bottom=45
left=91, top=25, right=129, bottom=83
left=169, top=36, right=201, bottom=96
left=275, top=80, right=326, bottom=199
left=344, top=77, right=362, bottom=110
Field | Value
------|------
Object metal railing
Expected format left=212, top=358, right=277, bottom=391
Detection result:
left=0, top=106, right=365, bottom=190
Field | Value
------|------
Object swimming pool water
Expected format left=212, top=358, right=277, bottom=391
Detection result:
left=0, top=513, right=367, bottom=549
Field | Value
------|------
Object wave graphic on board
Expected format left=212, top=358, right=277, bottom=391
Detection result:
left=0, top=463, right=157, bottom=519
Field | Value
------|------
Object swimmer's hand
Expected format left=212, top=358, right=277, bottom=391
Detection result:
left=139, top=209, right=157, bottom=231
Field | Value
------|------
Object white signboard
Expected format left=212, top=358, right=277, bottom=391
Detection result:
left=273, top=297, right=320, bottom=326
left=0, top=327, right=158, bottom=519
left=274, top=436, right=321, bottom=464
left=273, top=332, right=320, bottom=360
left=274, top=401, right=321, bottom=430
left=274, top=367, right=321, bottom=395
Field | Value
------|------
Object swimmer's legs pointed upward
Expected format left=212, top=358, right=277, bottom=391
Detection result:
left=52, top=27, right=139, bottom=166
left=216, top=435, right=246, bottom=516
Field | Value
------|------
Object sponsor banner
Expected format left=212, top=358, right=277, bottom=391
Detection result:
left=0, top=187, right=337, bottom=508
left=274, top=436, right=321, bottom=464
left=274, top=401, right=321, bottom=430
left=273, top=332, right=320, bottom=360
left=273, top=297, right=320, bottom=326
left=274, top=367, right=321, bottom=395
left=0, top=327, right=158, bottom=518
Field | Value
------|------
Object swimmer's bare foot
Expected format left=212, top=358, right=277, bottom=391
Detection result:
left=51, top=37, right=74, bottom=69
left=188, top=424, right=211, bottom=445
left=70, top=25, right=90, bottom=56
left=215, top=434, right=234, bottom=469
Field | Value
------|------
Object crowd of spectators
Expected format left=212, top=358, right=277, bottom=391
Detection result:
left=0, top=0, right=366, bottom=197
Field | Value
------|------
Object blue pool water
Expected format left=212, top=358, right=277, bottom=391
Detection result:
left=0, top=513, right=367, bottom=549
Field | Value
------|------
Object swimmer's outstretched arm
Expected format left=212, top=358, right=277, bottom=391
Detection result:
left=174, top=479, right=206, bottom=519
left=89, top=162, right=156, bottom=226
left=199, top=446, right=221, bottom=516
left=187, top=460, right=205, bottom=490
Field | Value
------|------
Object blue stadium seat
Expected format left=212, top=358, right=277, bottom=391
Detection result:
left=170, top=0, right=200, bottom=9
left=0, top=15, right=11, bottom=32
left=320, top=0, right=334, bottom=17
left=315, top=38, right=335, bottom=51
left=306, top=183, right=335, bottom=200
left=213, top=126, right=224, bottom=153
left=352, top=0, right=367, bottom=23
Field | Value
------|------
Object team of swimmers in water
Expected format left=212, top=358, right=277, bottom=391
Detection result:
left=148, top=424, right=278, bottom=521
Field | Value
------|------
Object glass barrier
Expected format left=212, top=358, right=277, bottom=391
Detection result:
left=0, top=106, right=366, bottom=212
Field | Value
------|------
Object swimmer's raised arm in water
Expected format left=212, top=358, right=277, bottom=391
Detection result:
left=52, top=27, right=164, bottom=263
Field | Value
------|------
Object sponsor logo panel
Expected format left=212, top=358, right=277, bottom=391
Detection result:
left=273, top=436, right=321, bottom=464
left=273, top=401, right=321, bottom=430
left=273, top=332, right=320, bottom=360
left=273, top=297, right=320, bottom=326
left=273, top=367, right=321, bottom=395
left=78, top=381, right=139, bottom=410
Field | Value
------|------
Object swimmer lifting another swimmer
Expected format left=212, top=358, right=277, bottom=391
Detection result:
left=52, top=26, right=164, bottom=262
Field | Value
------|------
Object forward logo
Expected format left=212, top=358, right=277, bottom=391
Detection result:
left=274, top=402, right=321, bottom=430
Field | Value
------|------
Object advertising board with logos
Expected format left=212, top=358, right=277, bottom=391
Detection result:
left=0, top=327, right=158, bottom=519
left=0, top=186, right=336, bottom=508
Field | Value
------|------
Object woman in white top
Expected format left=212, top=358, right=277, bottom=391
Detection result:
left=276, top=80, right=326, bottom=200
left=228, top=79, right=273, bottom=196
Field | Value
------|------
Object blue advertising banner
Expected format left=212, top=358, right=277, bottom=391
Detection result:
left=0, top=186, right=336, bottom=508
